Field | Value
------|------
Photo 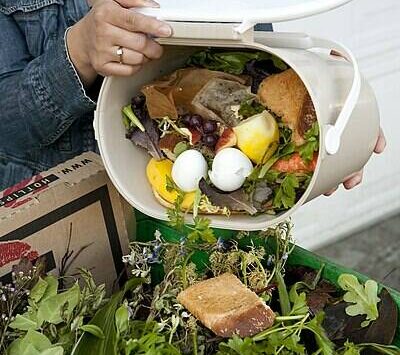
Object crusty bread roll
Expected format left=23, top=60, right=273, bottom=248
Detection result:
left=177, top=273, right=275, bottom=337
left=258, top=69, right=316, bottom=146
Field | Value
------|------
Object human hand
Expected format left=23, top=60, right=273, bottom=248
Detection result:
left=66, top=0, right=171, bottom=87
left=325, top=127, right=386, bottom=196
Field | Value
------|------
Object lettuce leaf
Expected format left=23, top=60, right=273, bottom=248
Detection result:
left=128, top=112, right=163, bottom=160
left=199, top=178, right=257, bottom=215
left=338, top=274, right=380, bottom=327
left=187, top=50, right=287, bottom=75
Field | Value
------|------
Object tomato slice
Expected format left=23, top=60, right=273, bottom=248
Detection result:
left=272, top=153, right=318, bottom=173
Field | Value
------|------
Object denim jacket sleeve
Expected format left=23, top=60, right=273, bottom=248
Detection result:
left=0, top=2, right=95, bottom=152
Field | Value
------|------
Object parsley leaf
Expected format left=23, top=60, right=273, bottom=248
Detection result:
left=340, top=341, right=400, bottom=355
left=266, top=333, right=306, bottom=354
left=338, top=274, right=381, bottom=327
left=238, top=100, right=265, bottom=119
left=289, top=283, right=309, bottom=316
left=273, top=174, right=299, bottom=209
left=165, top=176, right=185, bottom=232
left=217, top=335, right=264, bottom=355
left=165, top=178, right=215, bottom=242
left=165, top=175, right=178, bottom=193
left=304, top=312, right=335, bottom=355
left=259, top=125, right=295, bottom=179
left=298, top=122, right=319, bottom=163
left=342, top=341, right=362, bottom=355
left=192, top=189, right=202, bottom=219
left=187, top=217, right=216, bottom=243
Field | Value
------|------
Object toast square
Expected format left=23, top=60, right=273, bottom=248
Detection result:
left=177, top=273, right=275, bottom=337
left=258, top=68, right=316, bottom=145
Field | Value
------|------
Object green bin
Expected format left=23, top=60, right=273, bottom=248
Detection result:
left=134, top=212, right=400, bottom=347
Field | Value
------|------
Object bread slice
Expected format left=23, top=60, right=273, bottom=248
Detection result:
left=257, top=69, right=316, bottom=146
left=177, top=273, right=275, bottom=337
left=192, top=78, right=254, bottom=127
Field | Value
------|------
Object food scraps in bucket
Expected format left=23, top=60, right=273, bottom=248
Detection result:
left=123, top=49, right=320, bottom=217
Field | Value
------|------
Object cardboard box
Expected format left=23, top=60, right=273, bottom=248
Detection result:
left=0, top=152, right=131, bottom=293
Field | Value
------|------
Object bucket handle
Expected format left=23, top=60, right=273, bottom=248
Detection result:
left=253, top=32, right=361, bottom=155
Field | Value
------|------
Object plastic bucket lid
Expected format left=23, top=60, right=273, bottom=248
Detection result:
left=137, top=0, right=354, bottom=25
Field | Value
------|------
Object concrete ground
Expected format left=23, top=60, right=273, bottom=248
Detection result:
left=316, top=213, right=400, bottom=291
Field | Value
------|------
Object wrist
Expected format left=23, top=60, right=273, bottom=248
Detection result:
left=66, top=22, right=97, bottom=88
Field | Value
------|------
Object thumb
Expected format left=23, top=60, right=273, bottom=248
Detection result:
left=115, top=0, right=160, bottom=8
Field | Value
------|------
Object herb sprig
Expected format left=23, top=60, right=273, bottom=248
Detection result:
left=238, top=100, right=265, bottom=119
left=297, top=122, right=319, bottom=164
left=166, top=176, right=216, bottom=243
left=273, top=174, right=300, bottom=210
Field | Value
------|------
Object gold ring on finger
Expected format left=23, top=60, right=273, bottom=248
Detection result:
left=116, top=46, right=124, bottom=64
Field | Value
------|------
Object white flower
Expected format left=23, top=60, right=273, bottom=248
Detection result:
left=154, top=229, right=162, bottom=240
left=140, top=271, right=149, bottom=278
left=122, top=255, right=132, bottom=264
left=132, top=270, right=142, bottom=277
left=181, top=311, right=190, bottom=318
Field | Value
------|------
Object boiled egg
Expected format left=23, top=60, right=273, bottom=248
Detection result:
left=209, top=148, right=253, bottom=192
left=172, top=150, right=208, bottom=192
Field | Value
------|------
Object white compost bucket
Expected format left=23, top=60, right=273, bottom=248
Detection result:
left=95, top=0, right=380, bottom=231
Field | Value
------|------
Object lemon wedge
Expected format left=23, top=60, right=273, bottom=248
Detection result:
left=233, top=111, right=279, bottom=164
left=146, top=159, right=195, bottom=210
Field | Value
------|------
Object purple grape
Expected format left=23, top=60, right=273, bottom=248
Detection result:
left=189, top=115, right=203, bottom=129
left=131, top=95, right=145, bottom=108
left=203, top=120, right=217, bottom=134
left=182, top=114, right=192, bottom=126
left=203, top=134, right=218, bottom=147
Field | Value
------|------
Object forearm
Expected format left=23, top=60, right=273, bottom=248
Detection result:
left=0, top=31, right=96, bottom=151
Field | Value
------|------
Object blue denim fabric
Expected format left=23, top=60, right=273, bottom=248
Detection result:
left=0, top=0, right=272, bottom=190
left=0, top=0, right=96, bottom=190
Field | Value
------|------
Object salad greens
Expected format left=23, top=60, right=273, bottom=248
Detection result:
left=3, top=264, right=106, bottom=355
left=238, top=100, right=265, bottom=119
left=298, top=122, right=319, bottom=164
left=340, top=341, right=400, bottom=355
left=122, top=104, right=145, bottom=132
left=72, top=278, right=145, bottom=355
left=186, top=50, right=288, bottom=75
left=166, top=176, right=216, bottom=243
left=166, top=175, right=186, bottom=231
left=338, top=274, right=381, bottom=327
left=199, top=178, right=258, bottom=215
left=273, top=173, right=300, bottom=210
left=258, top=124, right=296, bottom=179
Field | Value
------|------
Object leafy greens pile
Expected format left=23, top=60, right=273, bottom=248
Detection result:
left=3, top=222, right=398, bottom=355
left=0, top=259, right=106, bottom=355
